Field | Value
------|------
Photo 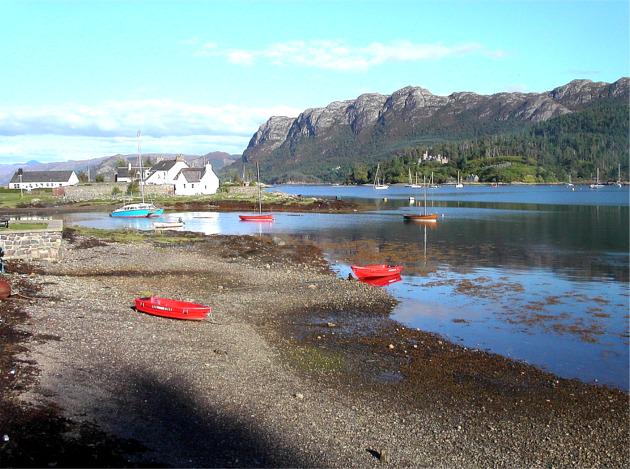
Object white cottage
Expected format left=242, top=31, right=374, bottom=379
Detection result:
left=9, top=170, right=79, bottom=190
left=144, top=158, right=189, bottom=185
left=173, top=164, right=220, bottom=195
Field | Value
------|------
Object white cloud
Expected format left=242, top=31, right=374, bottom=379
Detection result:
left=194, top=39, right=506, bottom=71
left=0, top=101, right=302, bottom=163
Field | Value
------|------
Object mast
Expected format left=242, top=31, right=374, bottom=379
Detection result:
left=423, top=174, right=427, bottom=215
left=257, top=162, right=262, bottom=214
left=138, top=130, right=145, bottom=203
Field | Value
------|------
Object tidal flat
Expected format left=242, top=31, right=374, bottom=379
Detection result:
left=0, top=229, right=628, bottom=467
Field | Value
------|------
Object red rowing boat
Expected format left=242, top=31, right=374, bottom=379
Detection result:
left=403, top=214, right=438, bottom=222
left=239, top=214, right=274, bottom=222
left=351, top=264, right=403, bottom=279
left=134, top=296, right=211, bottom=321
left=360, top=274, right=402, bottom=287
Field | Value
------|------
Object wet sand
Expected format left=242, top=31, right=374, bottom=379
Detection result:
left=0, top=230, right=628, bottom=467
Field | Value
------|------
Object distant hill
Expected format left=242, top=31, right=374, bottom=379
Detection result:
left=225, top=78, right=629, bottom=183
left=0, top=152, right=240, bottom=185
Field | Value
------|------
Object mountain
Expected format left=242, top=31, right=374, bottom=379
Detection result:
left=0, top=152, right=240, bottom=185
left=234, top=78, right=629, bottom=182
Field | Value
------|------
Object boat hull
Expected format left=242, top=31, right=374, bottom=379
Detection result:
left=239, top=214, right=274, bottom=222
left=111, top=208, right=164, bottom=218
left=360, top=274, right=402, bottom=287
left=351, top=264, right=403, bottom=279
left=403, top=214, right=438, bottom=222
left=134, top=297, right=210, bottom=321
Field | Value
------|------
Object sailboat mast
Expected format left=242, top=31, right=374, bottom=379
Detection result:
left=423, top=174, right=427, bottom=215
left=138, top=130, right=145, bottom=203
left=257, top=162, right=262, bottom=214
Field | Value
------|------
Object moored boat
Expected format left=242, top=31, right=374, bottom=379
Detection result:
left=111, top=202, right=164, bottom=218
left=403, top=214, right=438, bottom=222
left=239, top=214, right=274, bottom=222
left=153, top=220, right=184, bottom=229
left=351, top=264, right=403, bottom=279
left=134, top=296, right=211, bottom=321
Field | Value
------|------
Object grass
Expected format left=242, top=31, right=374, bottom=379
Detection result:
left=2, top=222, right=48, bottom=231
left=0, top=188, right=56, bottom=208
left=64, top=226, right=205, bottom=245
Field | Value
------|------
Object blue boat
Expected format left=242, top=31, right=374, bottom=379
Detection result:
left=110, top=203, right=164, bottom=218
left=110, top=130, right=164, bottom=218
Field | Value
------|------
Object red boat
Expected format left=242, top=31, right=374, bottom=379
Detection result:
left=351, top=264, right=403, bottom=279
left=403, top=214, right=438, bottom=222
left=134, top=296, right=211, bottom=321
left=360, top=274, right=402, bottom=287
left=239, top=214, right=274, bottom=222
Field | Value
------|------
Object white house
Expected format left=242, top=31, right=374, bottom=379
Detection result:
left=173, top=164, right=220, bottom=196
left=8, top=170, right=79, bottom=190
left=144, top=157, right=189, bottom=185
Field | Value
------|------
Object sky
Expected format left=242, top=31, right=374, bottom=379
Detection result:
left=0, top=0, right=628, bottom=164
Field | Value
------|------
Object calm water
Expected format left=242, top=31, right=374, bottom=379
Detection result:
left=61, top=184, right=630, bottom=390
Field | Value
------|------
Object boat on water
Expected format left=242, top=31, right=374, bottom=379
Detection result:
left=616, top=164, right=623, bottom=187
left=111, top=202, right=164, bottom=218
left=111, top=130, right=164, bottom=218
left=240, top=162, right=274, bottom=222
left=153, top=220, right=184, bottom=229
left=429, top=172, right=438, bottom=188
left=351, top=264, right=403, bottom=279
left=405, top=169, right=422, bottom=188
left=590, top=168, right=604, bottom=189
left=374, top=163, right=389, bottom=190
left=360, top=274, right=402, bottom=287
left=134, top=296, right=211, bottom=321
left=455, top=170, right=464, bottom=188
left=403, top=175, right=438, bottom=223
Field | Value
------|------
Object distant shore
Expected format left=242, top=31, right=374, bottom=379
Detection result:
left=0, top=228, right=627, bottom=466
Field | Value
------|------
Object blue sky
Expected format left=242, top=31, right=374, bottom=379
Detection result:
left=0, top=0, right=628, bottom=164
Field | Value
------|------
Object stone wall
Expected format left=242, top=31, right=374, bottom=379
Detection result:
left=59, top=183, right=174, bottom=201
left=0, top=220, right=63, bottom=261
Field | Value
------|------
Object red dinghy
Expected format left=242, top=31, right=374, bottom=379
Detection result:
left=351, top=264, right=403, bottom=279
left=134, top=296, right=211, bottom=321
left=239, top=214, right=274, bottom=222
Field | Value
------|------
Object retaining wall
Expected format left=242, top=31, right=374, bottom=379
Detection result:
left=60, top=183, right=174, bottom=201
left=0, top=220, right=63, bottom=261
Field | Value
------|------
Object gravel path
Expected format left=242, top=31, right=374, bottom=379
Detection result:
left=4, top=233, right=629, bottom=467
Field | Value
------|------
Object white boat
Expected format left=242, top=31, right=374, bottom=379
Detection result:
left=590, top=168, right=604, bottom=189
left=405, top=169, right=422, bottom=188
left=616, top=164, right=623, bottom=187
left=374, top=163, right=389, bottom=190
left=566, top=174, right=574, bottom=188
left=153, top=219, right=184, bottom=229
left=455, top=170, right=464, bottom=188
left=430, top=171, right=438, bottom=188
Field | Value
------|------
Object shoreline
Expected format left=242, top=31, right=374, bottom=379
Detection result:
left=0, top=230, right=628, bottom=466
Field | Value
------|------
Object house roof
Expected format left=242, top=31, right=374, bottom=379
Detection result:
left=179, top=168, right=204, bottom=183
left=10, top=170, right=75, bottom=183
left=151, top=160, right=181, bottom=172
left=116, top=167, right=131, bottom=178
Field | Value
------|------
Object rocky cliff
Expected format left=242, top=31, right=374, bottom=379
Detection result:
left=240, top=78, right=628, bottom=181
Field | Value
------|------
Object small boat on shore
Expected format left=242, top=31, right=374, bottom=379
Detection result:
left=351, top=264, right=403, bottom=279
left=134, top=296, right=211, bottom=321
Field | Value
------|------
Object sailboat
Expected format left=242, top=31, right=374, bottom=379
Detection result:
left=590, top=168, right=604, bottom=189
left=455, top=170, right=463, bottom=188
left=110, top=131, right=164, bottom=218
left=429, top=171, right=438, bottom=188
left=239, top=162, right=274, bottom=221
left=616, top=164, right=622, bottom=187
left=566, top=174, right=574, bottom=188
left=405, top=168, right=422, bottom=188
left=403, top=175, right=438, bottom=222
left=373, top=163, right=389, bottom=190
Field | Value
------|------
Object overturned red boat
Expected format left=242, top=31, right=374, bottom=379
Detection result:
left=239, top=214, right=274, bottom=222
left=134, top=296, right=211, bottom=321
left=351, top=264, right=403, bottom=279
